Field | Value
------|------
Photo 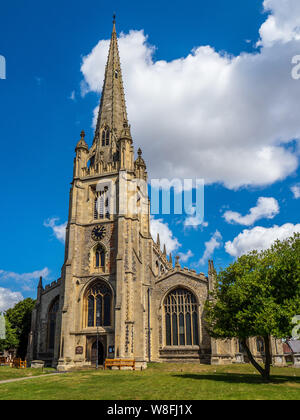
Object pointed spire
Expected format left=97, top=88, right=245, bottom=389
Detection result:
left=169, top=253, right=173, bottom=265
left=94, top=16, right=128, bottom=145
left=163, top=244, right=167, bottom=256
left=38, top=276, right=43, bottom=289
left=156, top=233, right=160, bottom=248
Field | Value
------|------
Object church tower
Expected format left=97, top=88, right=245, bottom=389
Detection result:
left=55, top=17, right=153, bottom=370
left=28, top=18, right=285, bottom=370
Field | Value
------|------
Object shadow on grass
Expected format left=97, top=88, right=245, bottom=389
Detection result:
left=172, top=373, right=300, bottom=385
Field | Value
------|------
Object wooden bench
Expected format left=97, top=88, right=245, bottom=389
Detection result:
left=13, top=358, right=27, bottom=369
left=104, top=358, right=135, bottom=370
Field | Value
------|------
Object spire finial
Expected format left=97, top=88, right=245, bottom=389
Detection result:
left=138, top=148, right=142, bottom=157
left=80, top=130, right=85, bottom=139
left=175, top=256, right=181, bottom=269
left=112, top=13, right=116, bottom=32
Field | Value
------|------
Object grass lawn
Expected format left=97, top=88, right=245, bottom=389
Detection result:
left=0, top=366, right=56, bottom=381
left=0, top=363, right=299, bottom=400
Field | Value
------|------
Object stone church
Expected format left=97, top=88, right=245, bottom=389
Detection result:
left=27, top=20, right=285, bottom=370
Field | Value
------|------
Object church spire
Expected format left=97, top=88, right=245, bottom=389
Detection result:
left=94, top=15, right=128, bottom=145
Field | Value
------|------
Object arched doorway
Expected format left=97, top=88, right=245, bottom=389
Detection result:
left=91, top=340, right=105, bottom=366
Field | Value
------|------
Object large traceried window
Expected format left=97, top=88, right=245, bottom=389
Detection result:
left=164, top=288, right=199, bottom=346
left=48, top=297, right=59, bottom=351
left=85, top=281, right=112, bottom=328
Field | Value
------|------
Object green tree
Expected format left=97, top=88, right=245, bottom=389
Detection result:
left=0, top=315, right=19, bottom=353
left=6, top=298, right=36, bottom=359
left=205, top=233, right=300, bottom=381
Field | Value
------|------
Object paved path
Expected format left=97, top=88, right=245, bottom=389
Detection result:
left=0, top=372, right=65, bottom=385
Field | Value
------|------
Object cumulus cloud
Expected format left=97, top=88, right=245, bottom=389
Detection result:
left=150, top=216, right=180, bottom=254
left=0, top=288, right=24, bottom=313
left=0, top=268, right=50, bottom=292
left=223, top=197, right=280, bottom=226
left=258, top=0, right=300, bottom=47
left=44, top=218, right=67, bottom=243
left=178, top=250, right=194, bottom=263
left=199, top=230, right=222, bottom=265
left=291, top=183, right=300, bottom=198
left=80, top=1, right=300, bottom=189
left=225, top=223, right=300, bottom=257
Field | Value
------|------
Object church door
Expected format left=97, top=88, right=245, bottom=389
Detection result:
left=91, top=340, right=105, bottom=366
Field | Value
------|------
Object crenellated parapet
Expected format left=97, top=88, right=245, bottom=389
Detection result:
left=42, top=278, right=62, bottom=294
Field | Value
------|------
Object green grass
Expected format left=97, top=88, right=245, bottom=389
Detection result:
left=0, top=366, right=56, bottom=381
left=0, top=363, right=299, bottom=400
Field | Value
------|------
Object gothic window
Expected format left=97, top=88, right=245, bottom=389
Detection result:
left=85, top=281, right=112, bottom=327
left=101, top=128, right=110, bottom=146
left=257, top=337, right=265, bottom=353
left=47, top=297, right=59, bottom=351
left=164, top=288, right=199, bottom=346
left=95, top=244, right=105, bottom=268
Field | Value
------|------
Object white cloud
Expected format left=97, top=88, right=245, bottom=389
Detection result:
left=178, top=250, right=194, bottom=263
left=199, top=230, right=222, bottom=265
left=258, top=0, right=300, bottom=47
left=70, top=91, right=76, bottom=101
left=150, top=216, right=180, bottom=254
left=225, top=223, right=300, bottom=257
left=223, top=197, right=280, bottom=226
left=0, top=268, right=50, bottom=292
left=44, top=218, right=67, bottom=243
left=291, top=183, right=300, bottom=199
left=0, top=288, right=24, bottom=313
left=81, top=3, right=300, bottom=189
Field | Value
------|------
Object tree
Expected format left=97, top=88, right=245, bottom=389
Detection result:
left=205, top=233, right=300, bottom=381
left=0, top=315, right=18, bottom=353
left=6, top=298, right=36, bottom=359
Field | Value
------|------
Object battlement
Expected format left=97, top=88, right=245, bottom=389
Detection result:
left=42, top=278, right=61, bottom=294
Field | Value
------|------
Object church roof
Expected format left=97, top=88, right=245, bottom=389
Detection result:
left=93, top=16, right=128, bottom=144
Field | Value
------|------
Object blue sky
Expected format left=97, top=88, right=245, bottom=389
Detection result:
left=0, top=0, right=300, bottom=310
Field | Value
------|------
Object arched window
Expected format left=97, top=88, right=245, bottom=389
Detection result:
left=95, top=245, right=105, bottom=268
left=48, top=297, right=59, bottom=351
left=164, top=288, right=199, bottom=346
left=85, top=281, right=112, bottom=327
left=101, top=128, right=110, bottom=146
left=257, top=337, right=265, bottom=353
